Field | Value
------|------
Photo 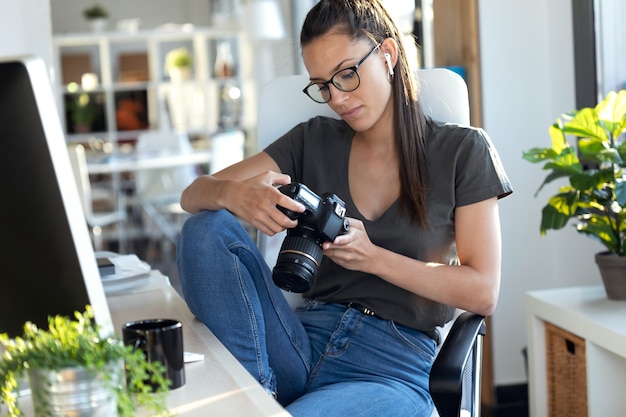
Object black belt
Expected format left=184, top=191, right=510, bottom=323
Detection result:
left=340, top=302, right=440, bottom=343
left=341, top=302, right=378, bottom=317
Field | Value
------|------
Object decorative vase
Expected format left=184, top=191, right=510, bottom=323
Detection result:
left=89, top=18, right=108, bottom=33
left=595, top=252, right=626, bottom=300
left=168, top=67, right=191, bottom=83
left=28, top=366, right=118, bottom=417
left=214, top=41, right=235, bottom=78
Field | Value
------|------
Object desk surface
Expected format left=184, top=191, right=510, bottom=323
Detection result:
left=10, top=272, right=289, bottom=416
left=87, top=150, right=210, bottom=174
left=106, top=272, right=290, bottom=417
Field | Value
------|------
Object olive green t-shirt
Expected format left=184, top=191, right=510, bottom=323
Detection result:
left=264, top=116, right=512, bottom=335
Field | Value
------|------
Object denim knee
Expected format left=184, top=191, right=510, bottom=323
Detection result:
left=180, top=210, right=238, bottom=243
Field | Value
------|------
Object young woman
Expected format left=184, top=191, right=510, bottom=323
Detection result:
left=177, top=0, right=512, bottom=415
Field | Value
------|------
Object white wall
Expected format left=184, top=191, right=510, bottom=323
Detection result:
left=479, top=0, right=604, bottom=386
left=0, top=0, right=53, bottom=71
left=50, top=0, right=211, bottom=33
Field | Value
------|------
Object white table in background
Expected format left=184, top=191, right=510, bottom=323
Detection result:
left=87, top=150, right=210, bottom=175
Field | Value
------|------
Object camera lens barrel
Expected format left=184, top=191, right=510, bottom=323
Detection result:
left=272, top=234, right=323, bottom=293
left=273, top=183, right=349, bottom=293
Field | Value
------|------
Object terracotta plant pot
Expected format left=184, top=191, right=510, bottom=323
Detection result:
left=595, top=252, right=626, bottom=300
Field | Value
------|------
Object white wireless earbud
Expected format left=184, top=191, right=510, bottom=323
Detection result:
left=384, top=53, right=394, bottom=77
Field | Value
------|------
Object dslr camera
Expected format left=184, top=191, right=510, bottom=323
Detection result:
left=272, top=183, right=349, bottom=293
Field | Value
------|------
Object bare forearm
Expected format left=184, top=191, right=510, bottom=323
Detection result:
left=179, top=152, right=280, bottom=214
left=368, top=247, right=499, bottom=316
left=180, top=175, right=233, bottom=214
left=178, top=158, right=306, bottom=236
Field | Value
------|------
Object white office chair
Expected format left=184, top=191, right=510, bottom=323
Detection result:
left=256, top=69, right=484, bottom=417
left=133, top=131, right=197, bottom=263
left=67, top=144, right=128, bottom=252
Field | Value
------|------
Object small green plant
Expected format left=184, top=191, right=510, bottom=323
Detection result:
left=0, top=306, right=171, bottom=417
left=164, top=47, right=193, bottom=75
left=522, top=90, right=626, bottom=255
left=83, top=4, right=109, bottom=20
left=68, top=92, right=96, bottom=126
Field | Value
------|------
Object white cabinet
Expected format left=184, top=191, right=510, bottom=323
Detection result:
left=52, top=27, right=252, bottom=145
left=526, top=285, right=626, bottom=417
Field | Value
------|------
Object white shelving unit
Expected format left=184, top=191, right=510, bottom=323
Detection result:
left=52, top=27, right=253, bottom=146
left=526, top=285, right=626, bottom=417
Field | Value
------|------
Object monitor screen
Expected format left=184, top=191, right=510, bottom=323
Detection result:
left=0, top=56, right=113, bottom=338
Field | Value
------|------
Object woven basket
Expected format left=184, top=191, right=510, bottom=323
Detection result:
left=545, top=322, right=588, bottom=417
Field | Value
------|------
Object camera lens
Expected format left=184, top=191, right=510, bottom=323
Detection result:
left=272, top=232, right=323, bottom=293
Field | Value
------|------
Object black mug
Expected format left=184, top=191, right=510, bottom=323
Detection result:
left=122, top=318, right=185, bottom=390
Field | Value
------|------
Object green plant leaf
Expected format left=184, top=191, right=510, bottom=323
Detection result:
left=522, top=147, right=556, bottom=163
left=570, top=168, right=616, bottom=193
left=556, top=146, right=581, bottom=168
left=549, top=123, right=569, bottom=154
left=617, top=141, right=626, bottom=165
left=540, top=204, right=571, bottom=233
left=616, top=179, right=626, bottom=207
left=577, top=214, right=619, bottom=253
left=596, top=90, right=626, bottom=137
left=540, top=191, right=580, bottom=233
left=578, top=137, right=609, bottom=164
left=563, top=107, right=608, bottom=141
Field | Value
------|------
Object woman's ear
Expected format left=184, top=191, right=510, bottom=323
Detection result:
left=381, top=38, right=399, bottom=76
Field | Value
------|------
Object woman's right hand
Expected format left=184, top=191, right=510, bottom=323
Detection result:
left=180, top=151, right=306, bottom=236
left=225, top=171, right=305, bottom=236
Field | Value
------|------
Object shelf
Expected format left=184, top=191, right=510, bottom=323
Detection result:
left=54, top=27, right=242, bottom=44
left=526, top=285, right=626, bottom=417
left=53, top=26, right=252, bottom=145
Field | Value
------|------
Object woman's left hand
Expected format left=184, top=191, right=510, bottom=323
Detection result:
left=322, top=218, right=377, bottom=272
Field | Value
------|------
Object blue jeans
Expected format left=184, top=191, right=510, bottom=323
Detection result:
left=177, top=210, right=436, bottom=416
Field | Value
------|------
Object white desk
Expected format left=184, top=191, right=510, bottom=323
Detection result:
left=526, top=285, right=626, bottom=417
left=10, top=272, right=290, bottom=416
left=87, top=150, right=210, bottom=175
left=106, top=272, right=290, bottom=417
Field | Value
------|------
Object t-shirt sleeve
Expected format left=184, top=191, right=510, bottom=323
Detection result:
left=454, top=127, right=513, bottom=206
left=263, top=122, right=305, bottom=180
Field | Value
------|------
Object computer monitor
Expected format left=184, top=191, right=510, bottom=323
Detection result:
left=0, top=56, right=113, bottom=338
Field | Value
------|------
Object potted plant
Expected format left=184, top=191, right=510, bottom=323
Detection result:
left=83, top=4, right=108, bottom=20
left=0, top=306, right=170, bottom=417
left=68, top=92, right=96, bottom=133
left=523, top=90, right=626, bottom=299
left=83, top=4, right=109, bottom=32
left=164, top=47, right=193, bottom=82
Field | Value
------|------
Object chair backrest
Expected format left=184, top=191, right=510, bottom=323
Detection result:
left=258, top=68, right=469, bottom=150
left=67, top=143, right=95, bottom=221
left=256, top=68, right=470, bottom=270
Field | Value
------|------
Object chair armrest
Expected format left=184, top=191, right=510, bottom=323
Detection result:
left=429, top=312, right=486, bottom=417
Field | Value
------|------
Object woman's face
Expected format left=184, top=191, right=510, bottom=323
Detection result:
left=302, top=33, right=394, bottom=133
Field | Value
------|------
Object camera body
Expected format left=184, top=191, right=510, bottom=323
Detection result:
left=273, top=183, right=349, bottom=293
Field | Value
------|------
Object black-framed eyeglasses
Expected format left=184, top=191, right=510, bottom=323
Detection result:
left=302, top=43, right=381, bottom=104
